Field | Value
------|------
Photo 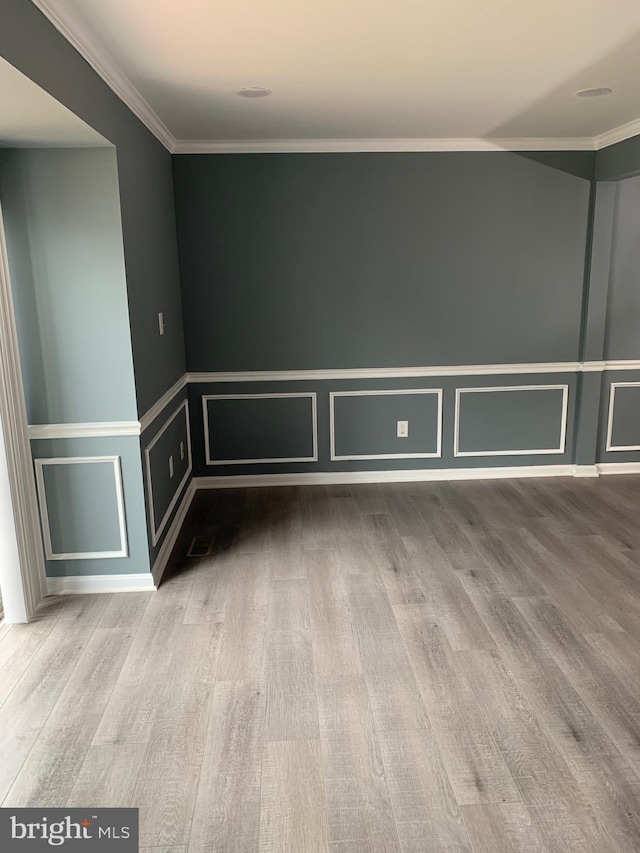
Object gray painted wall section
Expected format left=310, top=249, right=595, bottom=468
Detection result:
left=605, top=175, right=640, bottom=360
left=42, top=460, right=124, bottom=556
left=0, top=0, right=186, bottom=417
left=189, top=373, right=578, bottom=476
left=333, top=392, right=440, bottom=458
left=140, top=393, right=192, bottom=568
left=204, top=395, right=315, bottom=463
left=174, top=153, right=591, bottom=371
left=596, top=135, right=640, bottom=182
left=30, top=436, right=150, bottom=577
left=456, top=388, right=566, bottom=455
left=0, top=147, right=137, bottom=424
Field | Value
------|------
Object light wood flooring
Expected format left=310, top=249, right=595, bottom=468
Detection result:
left=2, top=476, right=640, bottom=852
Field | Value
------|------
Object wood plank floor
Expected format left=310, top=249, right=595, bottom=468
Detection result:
left=2, top=476, right=640, bottom=852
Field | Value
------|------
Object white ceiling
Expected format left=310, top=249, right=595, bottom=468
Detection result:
left=31, top=0, right=640, bottom=150
left=0, top=57, right=107, bottom=147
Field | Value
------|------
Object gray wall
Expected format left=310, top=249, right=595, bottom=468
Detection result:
left=0, top=147, right=137, bottom=424
left=0, top=0, right=186, bottom=418
left=174, top=152, right=591, bottom=371
left=605, top=175, right=640, bottom=360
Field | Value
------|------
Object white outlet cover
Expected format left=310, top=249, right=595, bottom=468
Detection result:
left=180, top=441, right=185, bottom=460
left=158, top=312, right=165, bottom=335
left=397, top=420, right=409, bottom=438
left=169, top=455, right=174, bottom=477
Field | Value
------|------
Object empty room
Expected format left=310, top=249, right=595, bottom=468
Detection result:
left=1, top=1, right=640, bottom=851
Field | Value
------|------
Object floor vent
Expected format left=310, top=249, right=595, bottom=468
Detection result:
left=186, top=536, right=213, bottom=557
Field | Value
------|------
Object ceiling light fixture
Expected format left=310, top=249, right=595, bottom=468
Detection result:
left=236, top=87, right=272, bottom=98
left=575, top=87, right=612, bottom=98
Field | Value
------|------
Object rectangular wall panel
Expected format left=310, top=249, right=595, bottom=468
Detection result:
left=454, top=385, right=569, bottom=457
left=203, top=393, right=317, bottom=465
left=606, top=382, right=640, bottom=451
left=145, top=400, right=192, bottom=546
left=330, top=389, right=442, bottom=460
left=34, top=456, right=127, bottom=560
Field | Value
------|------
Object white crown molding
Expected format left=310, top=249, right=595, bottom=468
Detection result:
left=26, top=1, right=640, bottom=157
left=30, top=0, right=176, bottom=151
left=594, top=117, right=640, bottom=151
left=172, top=137, right=597, bottom=154
left=28, top=421, right=141, bottom=439
left=47, top=572, right=155, bottom=594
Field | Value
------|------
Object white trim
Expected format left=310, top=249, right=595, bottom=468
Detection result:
left=19, top=4, right=640, bottom=158
left=151, top=480, right=197, bottom=587
left=47, top=572, right=155, bottom=595
left=597, top=462, right=640, bottom=475
left=594, top=117, right=640, bottom=151
left=202, top=392, right=318, bottom=465
left=0, top=202, right=47, bottom=622
left=572, top=465, right=599, bottom=478
left=188, top=362, right=640, bottom=383
left=454, top=385, right=570, bottom=458
left=34, top=456, right=128, bottom=560
left=144, top=401, right=193, bottom=547
left=139, top=374, right=189, bottom=434
left=605, top=382, right=640, bottom=452
left=28, top=421, right=140, bottom=439
left=30, top=0, right=175, bottom=151
left=329, top=389, right=443, bottom=461
left=188, top=363, right=583, bottom=383
left=193, top=465, right=579, bottom=489
left=173, top=137, right=596, bottom=154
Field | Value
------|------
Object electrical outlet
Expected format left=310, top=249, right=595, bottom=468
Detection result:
left=180, top=441, right=185, bottom=460
left=158, top=312, right=165, bottom=335
left=168, top=455, right=174, bottom=478
left=397, top=420, right=409, bottom=438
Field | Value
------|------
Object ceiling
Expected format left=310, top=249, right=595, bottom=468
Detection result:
left=0, top=56, right=107, bottom=147
left=31, top=0, right=640, bottom=151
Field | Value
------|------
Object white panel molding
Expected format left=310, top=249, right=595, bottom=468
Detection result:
left=605, top=382, right=640, bottom=452
left=454, top=384, right=570, bottom=458
left=151, top=479, right=197, bottom=588
left=202, top=392, right=318, bottom=466
left=28, top=421, right=140, bottom=439
left=173, top=137, right=595, bottom=154
left=144, top=400, right=193, bottom=547
left=329, top=389, right=443, bottom=461
left=30, top=0, right=175, bottom=151
left=47, top=572, right=155, bottom=594
left=139, top=374, right=189, bottom=434
left=34, top=456, right=128, bottom=560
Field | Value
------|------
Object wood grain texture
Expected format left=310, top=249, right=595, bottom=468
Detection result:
left=2, top=477, right=640, bottom=852
left=260, top=739, right=329, bottom=853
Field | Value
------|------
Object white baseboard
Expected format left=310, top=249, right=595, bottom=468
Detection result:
left=151, top=479, right=197, bottom=587
left=47, top=573, right=155, bottom=595
left=193, top=465, right=580, bottom=489
left=597, top=462, right=640, bottom=475
left=572, top=465, right=599, bottom=477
